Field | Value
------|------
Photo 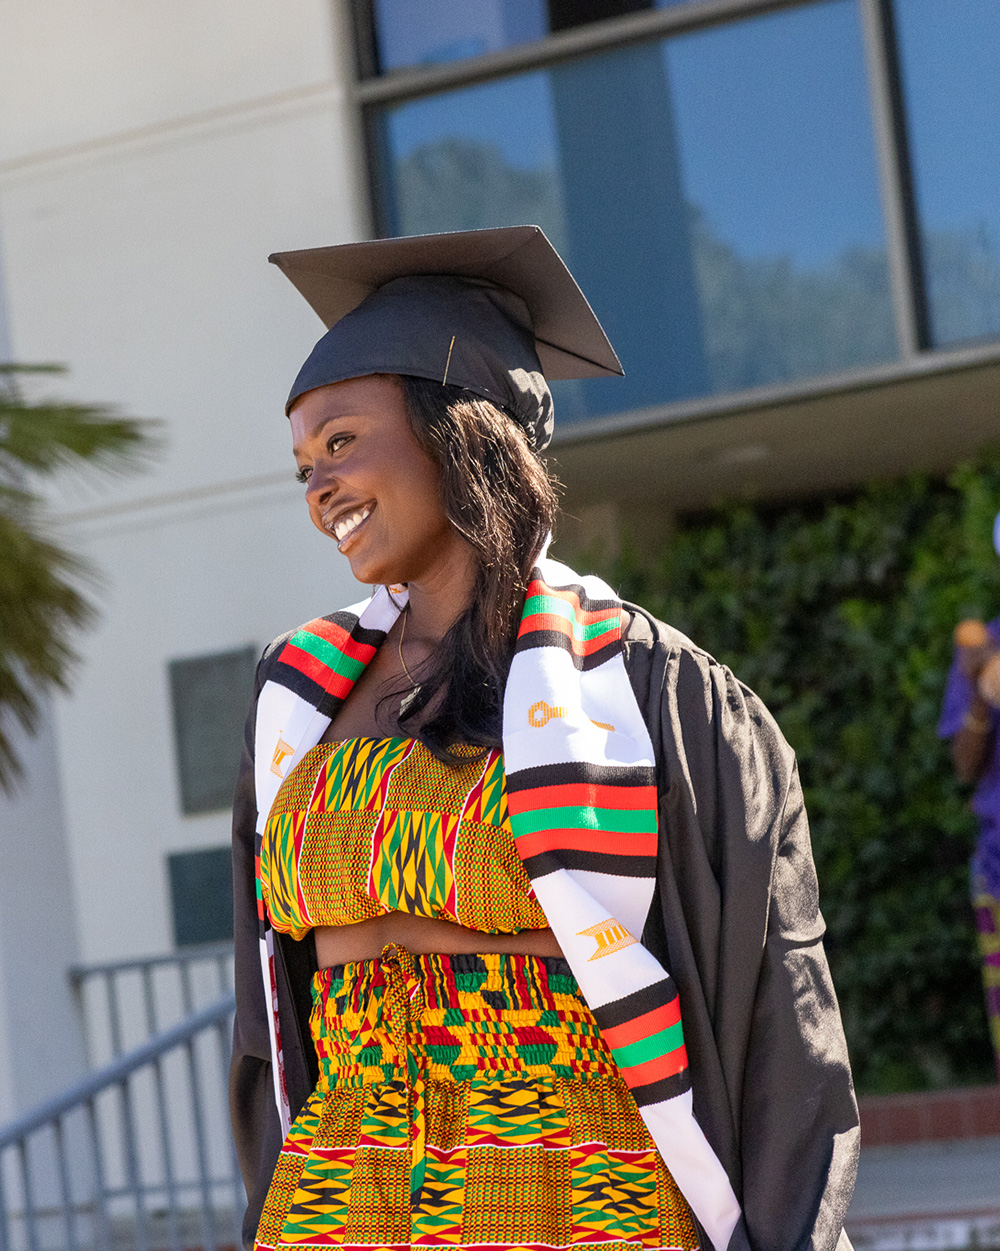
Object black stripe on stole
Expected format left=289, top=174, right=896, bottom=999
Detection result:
left=514, top=629, right=619, bottom=671
left=591, top=978, right=678, bottom=1030
left=630, top=1069, right=693, bottom=1107
left=269, top=662, right=345, bottom=718
left=270, top=619, right=388, bottom=716
left=529, top=572, right=621, bottom=615
left=522, top=849, right=657, bottom=879
left=506, top=760, right=658, bottom=794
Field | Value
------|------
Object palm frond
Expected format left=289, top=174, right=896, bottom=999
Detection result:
left=0, top=365, right=157, bottom=789
left=0, top=363, right=160, bottom=479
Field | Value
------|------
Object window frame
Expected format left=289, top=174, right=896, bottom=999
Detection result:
left=346, top=0, right=1000, bottom=440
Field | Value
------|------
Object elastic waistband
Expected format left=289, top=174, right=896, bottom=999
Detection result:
left=308, top=944, right=616, bottom=1091
left=314, top=947, right=579, bottom=1016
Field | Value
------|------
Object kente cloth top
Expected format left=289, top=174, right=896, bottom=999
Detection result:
left=939, top=614, right=1000, bottom=899
left=259, top=737, right=548, bottom=941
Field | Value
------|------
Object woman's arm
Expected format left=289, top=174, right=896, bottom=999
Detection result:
left=951, top=689, right=995, bottom=783
left=941, top=642, right=997, bottom=784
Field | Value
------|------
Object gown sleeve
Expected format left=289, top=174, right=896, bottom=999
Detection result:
left=626, top=610, right=859, bottom=1251
left=229, top=645, right=322, bottom=1251
left=228, top=657, right=286, bottom=1250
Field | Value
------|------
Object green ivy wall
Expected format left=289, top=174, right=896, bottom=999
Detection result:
left=589, top=452, right=1000, bottom=1093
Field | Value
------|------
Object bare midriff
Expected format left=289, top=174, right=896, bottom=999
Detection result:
left=314, top=913, right=563, bottom=969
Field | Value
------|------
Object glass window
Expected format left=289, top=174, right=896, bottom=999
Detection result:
left=894, top=0, right=1000, bottom=347
left=168, top=645, right=256, bottom=815
left=376, top=0, right=895, bottom=423
left=167, top=847, right=233, bottom=947
left=368, top=0, right=688, bottom=74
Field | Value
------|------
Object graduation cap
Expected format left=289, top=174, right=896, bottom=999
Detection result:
left=269, top=225, right=623, bottom=451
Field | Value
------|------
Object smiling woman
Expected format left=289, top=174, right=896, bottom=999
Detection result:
left=229, top=226, right=859, bottom=1251
left=290, top=376, right=466, bottom=584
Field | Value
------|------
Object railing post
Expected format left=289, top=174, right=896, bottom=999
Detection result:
left=150, top=1054, right=183, bottom=1251
left=118, top=1077, right=150, bottom=1251
left=185, top=1036, right=218, bottom=1251
left=17, top=1140, right=40, bottom=1251
left=216, top=1016, right=246, bottom=1244
left=106, top=971, right=124, bottom=1058
left=0, top=1150, right=11, bottom=1251
left=85, top=1097, right=113, bottom=1251
left=53, top=1116, right=79, bottom=1251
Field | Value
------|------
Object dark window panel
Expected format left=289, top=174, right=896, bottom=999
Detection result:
left=167, top=847, right=234, bottom=947
left=168, top=645, right=257, bottom=816
left=547, top=0, right=654, bottom=35
left=365, top=0, right=687, bottom=74
left=894, top=0, right=1000, bottom=347
left=375, top=0, right=895, bottom=424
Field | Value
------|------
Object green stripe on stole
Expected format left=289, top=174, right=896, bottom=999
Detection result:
left=612, top=1021, right=685, bottom=1069
left=521, top=594, right=621, bottom=640
left=513, top=805, right=659, bottom=835
left=287, top=629, right=367, bottom=680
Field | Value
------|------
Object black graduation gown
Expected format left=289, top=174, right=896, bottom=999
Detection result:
left=229, top=605, right=859, bottom=1251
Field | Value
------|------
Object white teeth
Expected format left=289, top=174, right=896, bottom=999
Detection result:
left=331, top=505, right=371, bottom=542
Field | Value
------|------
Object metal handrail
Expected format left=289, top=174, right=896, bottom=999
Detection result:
left=68, top=942, right=235, bottom=1067
left=0, top=994, right=234, bottom=1149
left=67, top=941, right=234, bottom=984
left=0, top=991, right=243, bottom=1251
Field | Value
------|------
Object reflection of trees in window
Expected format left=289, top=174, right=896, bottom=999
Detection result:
left=394, top=137, right=995, bottom=405
left=923, top=224, right=1000, bottom=347
left=689, top=205, right=896, bottom=394
left=395, top=138, right=566, bottom=254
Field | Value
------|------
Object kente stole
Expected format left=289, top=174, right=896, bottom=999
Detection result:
left=252, top=556, right=741, bottom=1250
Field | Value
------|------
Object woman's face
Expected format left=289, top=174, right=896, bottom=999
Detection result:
left=289, top=374, right=466, bottom=588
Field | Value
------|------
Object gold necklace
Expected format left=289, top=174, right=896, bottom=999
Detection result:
left=397, top=604, right=419, bottom=690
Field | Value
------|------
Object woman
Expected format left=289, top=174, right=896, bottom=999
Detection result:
left=230, top=226, right=858, bottom=1251
left=939, top=511, right=1000, bottom=1080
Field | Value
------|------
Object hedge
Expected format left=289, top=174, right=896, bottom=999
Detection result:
left=584, top=451, right=1000, bottom=1093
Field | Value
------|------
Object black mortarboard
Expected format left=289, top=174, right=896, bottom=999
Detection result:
left=269, top=225, right=623, bottom=451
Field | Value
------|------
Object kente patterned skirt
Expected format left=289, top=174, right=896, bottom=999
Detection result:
left=254, top=946, right=699, bottom=1251
left=972, top=867, right=1000, bottom=1078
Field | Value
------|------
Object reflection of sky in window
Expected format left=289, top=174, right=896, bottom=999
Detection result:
left=895, top=0, right=1000, bottom=236
left=666, top=0, right=885, bottom=268
left=385, top=72, right=558, bottom=171
left=373, top=0, right=545, bottom=70
left=894, top=0, right=1000, bottom=344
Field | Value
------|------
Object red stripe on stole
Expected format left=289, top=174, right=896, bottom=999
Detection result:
left=518, top=612, right=622, bottom=653
left=600, top=998, right=682, bottom=1050
left=514, top=826, right=658, bottom=859
left=280, top=641, right=355, bottom=698
left=619, top=1044, right=689, bottom=1088
left=524, top=580, right=624, bottom=627
left=507, top=782, right=658, bottom=815
left=297, top=617, right=378, bottom=666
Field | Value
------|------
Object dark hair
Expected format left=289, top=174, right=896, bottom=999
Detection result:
left=389, top=375, right=559, bottom=759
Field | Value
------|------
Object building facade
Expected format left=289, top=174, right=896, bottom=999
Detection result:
left=0, top=0, right=998, bottom=1118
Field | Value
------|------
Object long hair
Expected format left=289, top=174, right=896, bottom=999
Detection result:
left=389, top=374, right=559, bottom=758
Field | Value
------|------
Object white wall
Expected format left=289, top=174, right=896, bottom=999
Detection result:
left=0, top=0, right=370, bottom=979
left=0, top=708, right=87, bottom=1120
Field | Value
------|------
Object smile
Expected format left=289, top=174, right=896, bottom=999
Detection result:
left=326, top=503, right=374, bottom=552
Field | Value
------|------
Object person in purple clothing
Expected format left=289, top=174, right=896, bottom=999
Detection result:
left=938, top=510, right=1000, bottom=1080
